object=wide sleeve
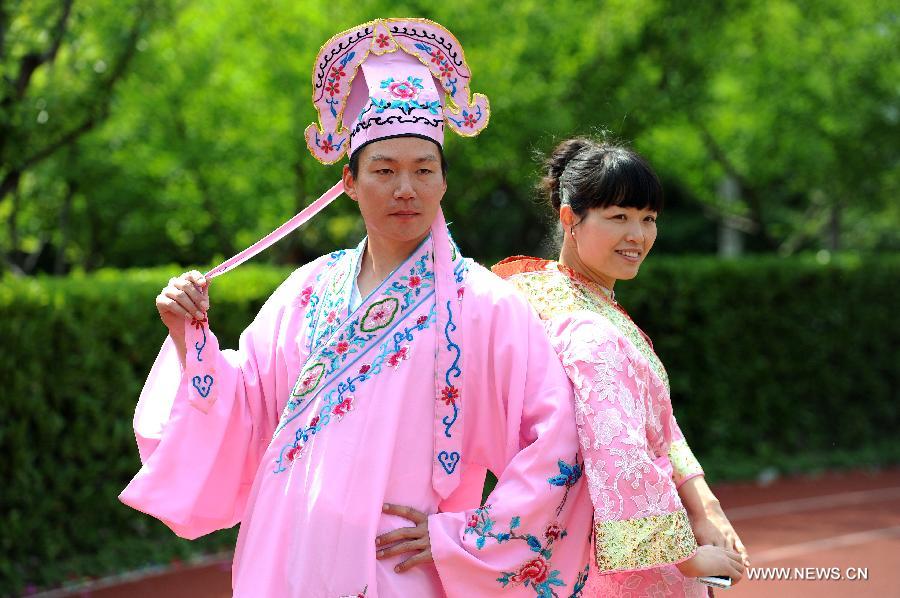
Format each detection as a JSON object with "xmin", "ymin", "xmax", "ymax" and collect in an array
[
  {"xmin": 118, "ymin": 268, "xmax": 311, "ymax": 540},
  {"xmin": 428, "ymin": 287, "xmax": 591, "ymax": 596},
  {"xmin": 556, "ymin": 318, "xmax": 698, "ymax": 575}
]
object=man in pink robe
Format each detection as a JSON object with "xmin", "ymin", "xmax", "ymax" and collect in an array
[{"xmin": 120, "ymin": 19, "xmax": 592, "ymax": 597}]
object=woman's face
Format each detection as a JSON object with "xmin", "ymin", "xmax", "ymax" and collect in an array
[{"xmin": 564, "ymin": 204, "xmax": 658, "ymax": 287}]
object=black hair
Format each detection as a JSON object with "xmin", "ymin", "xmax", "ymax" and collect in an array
[
  {"xmin": 539, "ymin": 136, "xmax": 664, "ymax": 217},
  {"xmin": 347, "ymin": 135, "xmax": 449, "ymax": 179}
]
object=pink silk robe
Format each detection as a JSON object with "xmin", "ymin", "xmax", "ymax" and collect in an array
[
  {"xmin": 494, "ymin": 258, "xmax": 709, "ymax": 598},
  {"xmin": 120, "ymin": 238, "xmax": 593, "ymax": 597}
]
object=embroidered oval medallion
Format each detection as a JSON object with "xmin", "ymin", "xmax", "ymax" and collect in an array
[
  {"xmin": 360, "ymin": 297, "xmax": 400, "ymax": 332},
  {"xmin": 292, "ymin": 362, "xmax": 326, "ymax": 397}
]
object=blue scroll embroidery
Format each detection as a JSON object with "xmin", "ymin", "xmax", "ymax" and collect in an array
[
  {"xmin": 438, "ymin": 450, "xmax": 460, "ymax": 474},
  {"xmin": 191, "ymin": 374, "xmax": 213, "ymax": 398},
  {"xmin": 441, "ymin": 299, "xmax": 462, "ymax": 438},
  {"xmin": 194, "ymin": 325, "xmax": 207, "ymax": 362}
]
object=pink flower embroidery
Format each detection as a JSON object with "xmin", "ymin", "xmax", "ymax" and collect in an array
[
  {"xmin": 544, "ymin": 523, "xmax": 562, "ymax": 542},
  {"xmin": 297, "ymin": 286, "xmax": 313, "ymax": 308},
  {"xmin": 358, "ymin": 364, "xmax": 371, "ymax": 375},
  {"xmin": 320, "ymin": 138, "xmax": 335, "ymax": 153},
  {"xmin": 332, "ymin": 395, "xmax": 354, "ymax": 419},
  {"xmin": 365, "ymin": 303, "xmax": 393, "ymax": 328},
  {"xmin": 467, "ymin": 513, "xmax": 479, "ymax": 528},
  {"xmin": 375, "ymin": 33, "xmax": 391, "ymax": 48},
  {"xmin": 387, "ymin": 346, "xmax": 409, "ymax": 369},
  {"xmin": 430, "ymin": 50, "xmax": 445, "ymax": 65},
  {"xmin": 463, "ymin": 113, "xmax": 477, "ymax": 128},
  {"xmin": 330, "ymin": 65, "xmax": 346, "ymax": 80},
  {"xmin": 387, "ymin": 80, "xmax": 419, "ymax": 101},
  {"xmin": 335, "ymin": 340, "xmax": 350, "ymax": 355},
  {"xmin": 457, "ymin": 287, "xmax": 465, "ymax": 300},
  {"xmin": 511, "ymin": 556, "xmax": 551, "ymax": 585},
  {"xmin": 325, "ymin": 80, "xmax": 340, "ymax": 96},
  {"xmin": 309, "ymin": 416, "xmax": 319, "ymax": 428},
  {"xmin": 326, "ymin": 311, "xmax": 337, "ymax": 324},
  {"xmin": 439, "ymin": 62, "xmax": 453, "ymax": 78},
  {"xmin": 441, "ymin": 385, "xmax": 459, "ymax": 406},
  {"xmin": 286, "ymin": 444, "xmax": 303, "ymax": 461},
  {"xmin": 416, "ymin": 315, "xmax": 428, "ymax": 326},
  {"xmin": 407, "ymin": 275, "xmax": 421, "ymax": 288}
]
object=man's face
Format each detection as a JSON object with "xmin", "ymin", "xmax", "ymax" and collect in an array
[{"xmin": 343, "ymin": 137, "xmax": 447, "ymax": 251}]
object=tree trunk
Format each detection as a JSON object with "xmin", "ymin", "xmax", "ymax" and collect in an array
[
  {"xmin": 55, "ymin": 180, "xmax": 77, "ymax": 274},
  {"xmin": 827, "ymin": 203, "xmax": 841, "ymax": 252}
]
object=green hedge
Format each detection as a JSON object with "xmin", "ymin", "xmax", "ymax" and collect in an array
[
  {"xmin": 2, "ymin": 256, "xmax": 899, "ymax": 595},
  {"xmin": 617, "ymin": 254, "xmax": 900, "ymax": 479}
]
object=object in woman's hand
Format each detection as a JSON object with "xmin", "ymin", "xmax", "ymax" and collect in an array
[{"xmin": 698, "ymin": 575, "xmax": 731, "ymax": 589}]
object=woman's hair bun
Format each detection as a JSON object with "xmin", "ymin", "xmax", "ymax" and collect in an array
[{"xmin": 539, "ymin": 137, "xmax": 592, "ymax": 210}]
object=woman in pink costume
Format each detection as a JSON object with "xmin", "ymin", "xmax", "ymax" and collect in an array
[{"xmin": 494, "ymin": 137, "xmax": 749, "ymax": 597}]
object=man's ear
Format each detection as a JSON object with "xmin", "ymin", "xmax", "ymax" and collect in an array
[{"xmin": 342, "ymin": 165, "xmax": 358, "ymax": 202}]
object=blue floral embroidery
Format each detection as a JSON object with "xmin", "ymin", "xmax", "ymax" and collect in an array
[
  {"xmin": 567, "ymin": 566, "xmax": 589, "ymax": 598},
  {"xmin": 464, "ymin": 458, "xmax": 585, "ymax": 596},
  {"xmin": 548, "ymin": 456, "xmax": 582, "ymax": 515},
  {"xmin": 447, "ymin": 105, "xmax": 485, "ymax": 130},
  {"xmin": 465, "ymin": 505, "xmax": 567, "ymax": 597},
  {"xmin": 361, "ymin": 76, "xmax": 442, "ymax": 119},
  {"xmin": 441, "ymin": 300, "xmax": 462, "ymax": 439}
]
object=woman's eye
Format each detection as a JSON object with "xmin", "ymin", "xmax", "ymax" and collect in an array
[
  {"xmin": 611, "ymin": 214, "xmax": 627, "ymax": 220},
  {"xmin": 644, "ymin": 216, "xmax": 657, "ymax": 223}
]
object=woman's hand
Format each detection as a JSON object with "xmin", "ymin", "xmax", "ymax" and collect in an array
[
  {"xmin": 676, "ymin": 545, "xmax": 746, "ymax": 583},
  {"xmin": 375, "ymin": 504, "xmax": 433, "ymax": 573},
  {"xmin": 691, "ymin": 502, "xmax": 750, "ymax": 567}
]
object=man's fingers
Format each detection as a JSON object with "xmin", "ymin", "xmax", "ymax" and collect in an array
[
  {"xmin": 158, "ymin": 295, "xmax": 192, "ymax": 319},
  {"xmin": 376, "ymin": 538, "xmax": 425, "ymax": 560},
  {"xmin": 173, "ymin": 278, "xmax": 209, "ymax": 312},
  {"xmin": 164, "ymin": 289, "xmax": 203, "ymax": 319},
  {"xmin": 184, "ymin": 270, "xmax": 208, "ymax": 288},
  {"xmin": 394, "ymin": 549, "xmax": 433, "ymax": 573},
  {"xmin": 375, "ymin": 525, "xmax": 422, "ymax": 547},
  {"xmin": 382, "ymin": 503, "xmax": 427, "ymax": 524}
]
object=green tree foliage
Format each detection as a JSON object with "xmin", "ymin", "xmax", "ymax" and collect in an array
[{"xmin": 1, "ymin": 0, "xmax": 897, "ymax": 273}]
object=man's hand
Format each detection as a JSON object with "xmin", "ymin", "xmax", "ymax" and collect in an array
[
  {"xmin": 156, "ymin": 270, "xmax": 208, "ymax": 365},
  {"xmin": 375, "ymin": 503, "xmax": 432, "ymax": 573}
]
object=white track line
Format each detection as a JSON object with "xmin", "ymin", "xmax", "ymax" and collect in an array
[
  {"xmin": 751, "ymin": 524, "xmax": 900, "ymax": 564},
  {"xmin": 725, "ymin": 486, "xmax": 900, "ymax": 521},
  {"xmin": 29, "ymin": 552, "xmax": 232, "ymax": 598}
]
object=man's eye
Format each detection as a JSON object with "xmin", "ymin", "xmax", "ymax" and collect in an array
[
  {"xmin": 418, "ymin": 168, "xmax": 433, "ymax": 175},
  {"xmin": 375, "ymin": 169, "xmax": 393, "ymax": 175}
]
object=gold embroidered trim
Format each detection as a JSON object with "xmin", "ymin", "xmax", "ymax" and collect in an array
[
  {"xmin": 669, "ymin": 439, "xmax": 704, "ymax": 486},
  {"xmin": 594, "ymin": 509, "xmax": 697, "ymax": 573},
  {"xmin": 506, "ymin": 266, "xmax": 669, "ymax": 386}
]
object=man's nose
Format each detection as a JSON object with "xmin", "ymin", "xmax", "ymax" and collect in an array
[{"xmin": 394, "ymin": 173, "xmax": 415, "ymax": 199}]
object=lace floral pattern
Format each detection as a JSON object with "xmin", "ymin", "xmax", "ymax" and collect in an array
[{"xmin": 493, "ymin": 258, "xmax": 707, "ymax": 593}]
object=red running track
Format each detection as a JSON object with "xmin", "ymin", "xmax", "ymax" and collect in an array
[{"xmin": 39, "ymin": 468, "xmax": 900, "ymax": 598}]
